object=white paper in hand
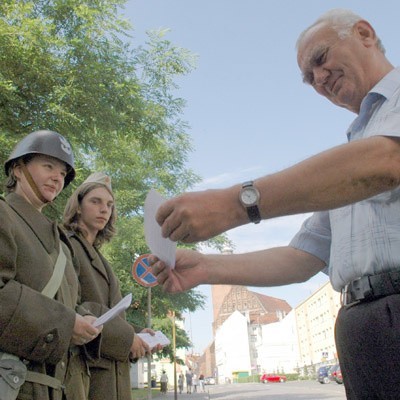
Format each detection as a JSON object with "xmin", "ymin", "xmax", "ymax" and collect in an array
[
  {"xmin": 144, "ymin": 189, "xmax": 176, "ymax": 268},
  {"xmin": 93, "ymin": 293, "xmax": 132, "ymax": 327},
  {"xmin": 138, "ymin": 330, "xmax": 171, "ymax": 349}
]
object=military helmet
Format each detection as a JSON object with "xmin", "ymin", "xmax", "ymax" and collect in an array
[{"xmin": 4, "ymin": 130, "xmax": 76, "ymax": 187}]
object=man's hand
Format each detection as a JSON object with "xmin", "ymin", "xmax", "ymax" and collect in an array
[
  {"xmin": 149, "ymin": 249, "xmax": 207, "ymax": 293},
  {"xmin": 156, "ymin": 188, "xmax": 242, "ymax": 243}
]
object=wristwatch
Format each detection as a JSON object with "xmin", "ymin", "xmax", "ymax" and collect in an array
[{"xmin": 239, "ymin": 181, "xmax": 261, "ymax": 224}]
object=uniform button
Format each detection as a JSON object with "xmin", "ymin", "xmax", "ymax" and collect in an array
[
  {"xmin": 60, "ymin": 362, "xmax": 66, "ymax": 369},
  {"xmin": 45, "ymin": 333, "xmax": 54, "ymax": 343},
  {"xmin": 13, "ymin": 376, "xmax": 19, "ymax": 384}
]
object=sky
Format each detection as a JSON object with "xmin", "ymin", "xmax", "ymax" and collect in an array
[{"xmin": 123, "ymin": 0, "xmax": 400, "ymax": 353}]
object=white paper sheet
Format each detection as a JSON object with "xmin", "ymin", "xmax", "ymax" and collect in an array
[
  {"xmin": 137, "ymin": 330, "xmax": 171, "ymax": 348},
  {"xmin": 144, "ymin": 189, "xmax": 176, "ymax": 268},
  {"xmin": 92, "ymin": 293, "xmax": 132, "ymax": 327}
]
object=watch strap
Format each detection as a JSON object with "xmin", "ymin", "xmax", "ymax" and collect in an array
[
  {"xmin": 247, "ymin": 205, "xmax": 261, "ymax": 224},
  {"xmin": 241, "ymin": 181, "xmax": 261, "ymax": 224}
]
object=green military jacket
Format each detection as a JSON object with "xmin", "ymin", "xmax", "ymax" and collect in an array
[
  {"xmin": 0, "ymin": 193, "xmax": 78, "ymax": 400},
  {"xmin": 69, "ymin": 232, "xmax": 135, "ymax": 400}
]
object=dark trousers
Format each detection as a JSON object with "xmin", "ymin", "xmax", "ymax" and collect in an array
[
  {"xmin": 335, "ymin": 294, "xmax": 400, "ymax": 399},
  {"xmin": 160, "ymin": 382, "xmax": 167, "ymax": 393}
]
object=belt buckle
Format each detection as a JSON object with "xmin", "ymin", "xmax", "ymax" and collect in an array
[
  {"xmin": 352, "ymin": 276, "xmax": 373, "ymax": 302},
  {"xmin": 340, "ymin": 284, "xmax": 349, "ymax": 306},
  {"xmin": 341, "ymin": 286, "xmax": 361, "ymax": 306},
  {"xmin": 341, "ymin": 276, "xmax": 372, "ymax": 307}
]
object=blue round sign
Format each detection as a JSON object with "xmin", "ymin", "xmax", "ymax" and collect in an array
[{"xmin": 131, "ymin": 254, "xmax": 158, "ymax": 287}]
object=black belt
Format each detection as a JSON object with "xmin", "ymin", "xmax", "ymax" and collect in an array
[{"xmin": 341, "ymin": 270, "xmax": 400, "ymax": 306}]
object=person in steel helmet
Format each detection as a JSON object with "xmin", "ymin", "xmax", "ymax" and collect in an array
[
  {"xmin": 0, "ymin": 130, "xmax": 102, "ymax": 400},
  {"xmin": 4, "ymin": 130, "xmax": 76, "ymax": 205}
]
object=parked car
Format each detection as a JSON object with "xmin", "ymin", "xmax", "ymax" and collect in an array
[
  {"xmin": 327, "ymin": 363, "xmax": 343, "ymax": 384},
  {"xmin": 204, "ymin": 376, "xmax": 216, "ymax": 385},
  {"xmin": 335, "ymin": 365, "xmax": 343, "ymax": 384},
  {"xmin": 260, "ymin": 373, "xmax": 287, "ymax": 383},
  {"xmin": 328, "ymin": 364, "xmax": 340, "ymax": 383},
  {"xmin": 317, "ymin": 365, "xmax": 333, "ymax": 384}
]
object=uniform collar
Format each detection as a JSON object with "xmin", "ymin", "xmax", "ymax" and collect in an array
[
  {"xmin": 5, "ymin": 192, "xmax": 56, "ymax": 253},
  {"xmin": 71, "ymin": 231, "xmax": 98, "ymax": 261},
  {"xmin": 70, "ymin": 232, "xmax": 110, "ymax": 282}
]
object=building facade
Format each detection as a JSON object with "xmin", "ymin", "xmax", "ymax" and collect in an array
[
  {"xmin": 200, "ymin": 279, "xmax": 341, "ymax": 381},
  {"xmin": 215, "ymin": 311, "xmax": 252, "ymax": 383},
  {"xmin": 210, "ymin": 285, "xmax": 294, "ymax": 382},
  {"xmin": 256, "ymin": 310, "xmax": 300, "ymax": 374},
  {"xmin": 295, "ymin": 280, "xmax": 341, "ymax": 371}
]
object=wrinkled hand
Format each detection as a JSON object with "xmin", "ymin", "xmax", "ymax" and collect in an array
[
  {"xmin": 149, "ymin": 249, "xmax": 206, "ymax": 293},
  {"xmin": 156, "ymin": 188, "xmax": 239, "ymax": 243},
  {"xmin": 72, "ymin": 314, "xmax": 102, "ymax": 346},
  {"xmin": 130, "ymin": 334, "xmax": 151, "ymax": 359}
]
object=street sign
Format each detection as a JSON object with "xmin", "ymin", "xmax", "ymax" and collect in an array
[{"xmin": 131, "ymin": 254, "xmax": 158, "ymax": 287}]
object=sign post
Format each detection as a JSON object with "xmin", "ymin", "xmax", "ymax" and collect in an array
[
  {"xmin": 146, "ymin": 287, "xmax": 152, "ymax": 400},
  {"xmin": 172, "ymin": 311, "xmax": 177, "ymax": 400},
  {"xmin": 131, "ymin": 254, "xmax": 159, "ymax": 399}
]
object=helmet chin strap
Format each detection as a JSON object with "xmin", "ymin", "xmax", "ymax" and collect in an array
[{"xmin": 20, "ymin": 162, "xmax": 50, "ymax": 204}]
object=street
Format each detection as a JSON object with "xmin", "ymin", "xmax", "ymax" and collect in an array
[{"xmin": 161, "ymin": 381, "xmax": 346, "ymax": 400}]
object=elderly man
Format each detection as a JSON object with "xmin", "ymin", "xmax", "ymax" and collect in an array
[{"xmin": 152, "ymin": 9, "xmax": 400, "ymax": 400}]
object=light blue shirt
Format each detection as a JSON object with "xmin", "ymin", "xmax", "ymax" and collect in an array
[{"xmin": 290, "ymin": 67, "xmax": 400, "ymax": 291}]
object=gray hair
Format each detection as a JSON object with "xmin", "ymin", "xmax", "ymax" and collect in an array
[{"xmin": 296, "ymin": 9, "xmax": 385, "ymax": 53}]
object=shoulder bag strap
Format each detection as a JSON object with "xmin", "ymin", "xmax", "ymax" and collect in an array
[{"xmin": 41, "ymin": 242, "xmax": 67, "ymax": 299}]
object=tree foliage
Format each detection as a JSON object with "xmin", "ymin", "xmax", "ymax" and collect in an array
[{"xmin": 0, "ymin": 0, "xmax": 232, "ymax": 355}]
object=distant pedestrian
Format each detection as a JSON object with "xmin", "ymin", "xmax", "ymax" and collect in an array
[
  {"xmin": 199, "ymin": 374, "xmax": 205, "ymax": 392},
  {"xmin": 178, "ymin": 373, "xmax": 184, "ymax": 394},
  {"xmin": 192, "ymin": 373, "xmax": 198, "ymax": 393},
  {"xmin": 185, "ymin": 368, "xmax": 193, "ymax": 394},
  {"xmin": 160, "ymin": 370, "xmax": 168, "ymax": 394}
]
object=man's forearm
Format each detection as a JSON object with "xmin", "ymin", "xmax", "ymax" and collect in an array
[
  {"xmin": 205, "ymin": 246, "xmax": 325, "ymax": 287},
  {"xmin": 253, "ymin": 135, "xmax": 400, "ymax": 220}
]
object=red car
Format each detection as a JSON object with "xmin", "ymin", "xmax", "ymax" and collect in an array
[
  {"xmin": 260, "ymin": 373, "xmax": 287, "ymax": 383},
  {"xmin": 335, "ymin": 366, "xmax": 343, "ymax": 384}
]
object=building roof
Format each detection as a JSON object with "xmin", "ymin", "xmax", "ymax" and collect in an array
[
  {"xmin": 252, "ymin": 292, "xmax": 292, "ymax": 314},
  {"xmin": 213, "ymin": 286, "xmax": 292, "ymax": 332}
]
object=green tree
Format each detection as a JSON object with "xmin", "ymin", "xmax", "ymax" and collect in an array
[{"xmin": 0, "ymin": 0, "xmax": 234, "ymax": 354}]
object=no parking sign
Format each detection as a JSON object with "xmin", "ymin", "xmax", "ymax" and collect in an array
[{"xmin": 131, "ymin": 254, "xmax": 158, "ymax": 287}]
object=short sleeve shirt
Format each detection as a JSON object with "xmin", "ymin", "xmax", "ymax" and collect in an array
[{"xmin": 290, "ymin": 67, "xmax": 400, "ymax": 291}]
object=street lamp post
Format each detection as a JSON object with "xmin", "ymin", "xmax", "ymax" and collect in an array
[{"xmin": 171, "ymin": 310, "xmax": 177, "ymax": 400}]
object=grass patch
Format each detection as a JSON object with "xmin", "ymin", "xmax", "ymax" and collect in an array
[{"xmin": 131, "ymin": 388, "xmax": 162, "ymax": 400}]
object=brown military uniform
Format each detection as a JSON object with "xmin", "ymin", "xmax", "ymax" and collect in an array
[
  {"xmin": 69, "ymin": 232, "xmax": 135, "ymax": 400},
  {"xmin": 0, "ymin": 193, "xmax": 88, "ymax": 400}
]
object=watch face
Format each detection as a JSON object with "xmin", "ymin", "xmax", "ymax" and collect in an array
[{"xmin": 240, "ymin": 188, "xmax": 258, "ymax": 205}]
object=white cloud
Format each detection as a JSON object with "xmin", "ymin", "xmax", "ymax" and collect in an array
[
  {"xmin": 193, "ymin": 165, "xmax": 264, "ymax": 190},
  {"xmin": 201, "ymin": 213, "xmax": 312, "ymax": 254}
]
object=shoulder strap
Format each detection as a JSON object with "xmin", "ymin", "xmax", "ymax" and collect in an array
[
  {"xmin": 25, "ymin": 371, "xmax": 63, "ymax": 390},
  {"xmin": 41, "ymin": 242, "xmax": 66, "ymax": 299}
]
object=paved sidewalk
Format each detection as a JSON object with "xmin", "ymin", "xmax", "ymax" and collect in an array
[{"xmin": 153, "ymin": 389, "xmax": 211, "ymax": 400}]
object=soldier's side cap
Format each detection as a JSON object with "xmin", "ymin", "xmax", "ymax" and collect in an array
[{"xmin": 82, "ymin": 172, "xmax": 112, "ymax": 191}]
